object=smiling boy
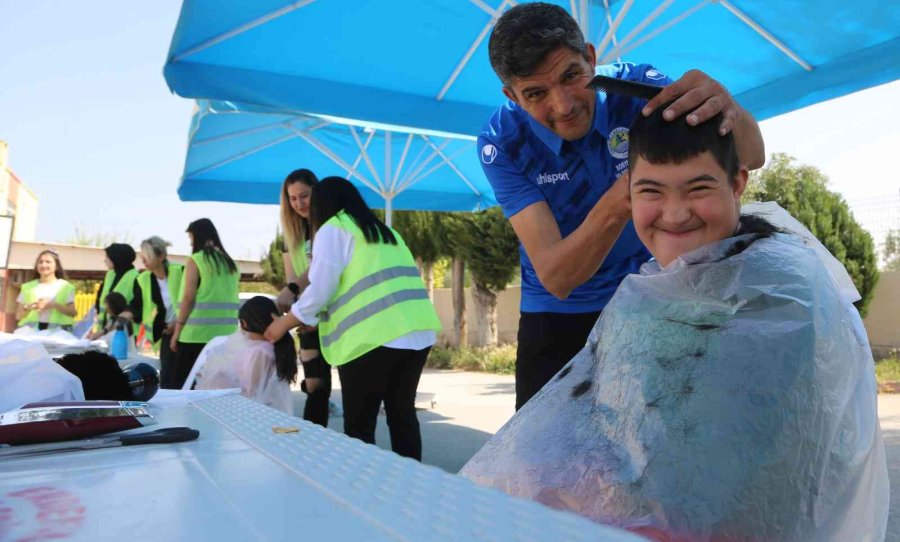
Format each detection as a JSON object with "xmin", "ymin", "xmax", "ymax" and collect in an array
[{"xmin": 462, "ymin": 105, "xmax": 888, "ymax": 541}]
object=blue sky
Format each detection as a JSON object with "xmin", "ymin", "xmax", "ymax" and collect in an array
[{"xmin": 1, "ymin": 1, "xmax": 898, "ymax": 260}]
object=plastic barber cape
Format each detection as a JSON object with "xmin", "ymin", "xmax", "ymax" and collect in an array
[{"xmin": 461, "ymin": 203, "xmax": 888, "ymax": 542}]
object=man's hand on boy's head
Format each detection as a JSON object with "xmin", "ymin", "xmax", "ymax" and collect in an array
[{"xmin": 642, "ymin": 69, "xmax": 738, "ymax": 136}]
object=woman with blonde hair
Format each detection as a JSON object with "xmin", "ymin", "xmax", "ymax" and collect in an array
[
  {"xmin": 16, "ymin": 249, "xmax": 77, "ymax": 331},
  {"xmin": 277, "ymin": 168, "xmax": 330, "ymax": 426}
]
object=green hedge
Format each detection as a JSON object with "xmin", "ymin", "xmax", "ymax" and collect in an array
[{"xmin": 426, "ymin": 345, "xmax": 517, "ymax": 374}]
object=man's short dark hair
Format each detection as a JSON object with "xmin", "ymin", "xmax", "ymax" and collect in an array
[
  {"xmin": 628, "ymin": 102, "xmax": 740, "ymax": 182},
  {"xmin": 488, "ymin": 3, "xmax": 587, "ymax": 85}
]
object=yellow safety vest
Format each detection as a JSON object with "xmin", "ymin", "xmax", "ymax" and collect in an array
[
  {"xmin": 18, "ymin": 279, "xmax": 76, "ymax": 327},
  {"xmin": 317, "ymin": 212, "xmax": 440, "ymax": 366},
  {"xmin": 179, "ymin": 251, "xmax": 240, "ymax": 344},
  {"xmin": 136, "ymin": 263, "xmax": 184, "ymax": 344}
]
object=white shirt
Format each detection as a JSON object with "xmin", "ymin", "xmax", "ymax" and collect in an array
[
  {"xmin": 195, "ymin": 332, "xmax": 293, "ymax": 415},
  {"xmin": 156, "ymin": 277, "xmax": 176, "ymax": 324},
  {"xmin": 17, "ymin": 279, "xmax": 75, "ymax": 324},
  {"xmin": 291, "ymin": 224, "xmax": 436, "ymax": 351}
]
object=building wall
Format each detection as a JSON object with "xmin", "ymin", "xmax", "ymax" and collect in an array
[
  {"xmin": 0, "ymin": 140, "xmax": 39, "ymax": 241},
  {"xmin": 864, "ymin": 270, "xmax": 900, "ymax": 357},
  {"xmin": 433, "ymin": 274, "xmax": 900, "ymax": 356}
]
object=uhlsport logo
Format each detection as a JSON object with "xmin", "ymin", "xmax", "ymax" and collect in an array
[
  {"xmin": 608, "ymin": 127, "xmax": 629, "ymax": 159},
  {"xmin": 481, "ymin": 144, "xmax": 498, "ymax": 164},
  {"xmin": 536, "ymin": 171, "xmax": 570, "ymax": 185}
]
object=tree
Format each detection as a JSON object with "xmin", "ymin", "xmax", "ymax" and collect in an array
[
  {"xmin": 431, "ymin": 212, "xmax": 471, "ymax": 348},
  {"xmin": 392, "ymin": 211, "xmax": 441, "ymax": 298},
  {"xmin": 65, "ymin": 223, "xmax": 132, "ymax": 247},
  {"xmin": 883, "ymin": 230, "xmax": 900, "ymax": 271},
  {"xmin": 456, "ymin": 207, "xmax": 520, "ymax": 346},
  {"xmin": 743, "ymin": 153, "xmax": 880, "ymax": 316},
  {"xmin": 260, "ymin": 229, "xmax": 285, "ymax": 289}
]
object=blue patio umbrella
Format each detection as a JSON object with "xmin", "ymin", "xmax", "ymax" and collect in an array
[
  {"xmin": 179, "ymin": 100, "xmax": 494, "ymax": 222},
  {"xmin": 164, "ymin": 0, "xmax": 900, "ymax": 136}
]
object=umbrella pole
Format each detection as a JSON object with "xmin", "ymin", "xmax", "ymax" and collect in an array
[{"xmin": 385, "ymin": 195, "xmax": 393, "ymax": 227}]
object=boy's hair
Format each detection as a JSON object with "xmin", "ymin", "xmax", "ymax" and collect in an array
[
  {"xmin": 628, "ymin": 101, "xmax": 740, "ymax": 182},
  {"xmin": 488, "ymin": 2, "xmax": 587, "ymax": 86},
  {"xmin": 105, "ymin": 292, "xmax": 128, "ymax": 316}
]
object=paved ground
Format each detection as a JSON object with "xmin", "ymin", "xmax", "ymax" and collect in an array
[{"xmin": 293, "ymin": 369, "xmax": 899, "ymax": 540}]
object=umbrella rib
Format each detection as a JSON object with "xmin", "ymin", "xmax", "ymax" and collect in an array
[
  {"xmin": 185, "ymin": 129, "xmax": 299, "ymax": 178},
  {"xmin": 600, "ymin": 0, "xmax": 676, "ymax": 64},
  {"xmin": 403, "ymin": 142, "xmax": 477, "ymax": 196},
  {"xmin": 391, "ymin": 133, "xmax": 415, "ymax": 192},
  {"xmin": 172, "ymin": 0, "xmax": 317, "ymax": 62},
  {"xmin": 611, "ymin": 0, "xmax": 710, "ymax": 61},
  {"xmin": 579, "ymin": 0, "xmax": 590, "ymax": 40},
  {"xmin": 349, "ymin": 126, "xmax": 384, "ymax": 188},
  {"xmin": 395, "ymin": 137, "xmax": 451, "ymax": 192},
  {"xmin": 438, "ymin": 0, "xmax": 510, "ymax": 101},
  {"xmin": 470, "ymin": 0, "xmax": 501, "ymax": 17},
  {"xmin": 717, "ymin": 0, "xmax": 812, "ymax": 71},
  {"xmin": 347, "ymin": 130, "xmax": 375, "ymax": 180},
  {"xmin": 396, "ymin": 140, "xmax": 432, "ymax": 190},
  {"xmin": 570, "ymin": 0, "xmax": 579, "ymax": 26},
  {"xmin": 192, "ymin": 118, "xmax": 292, "ymax": 146},
  {"xmin": 413, "ymin": 137, "xmax": 481, "ymax": 195},
  {"xmin": 290, "ymin": 126, "xmax": 379, "ymax": 193},
  {"xmin": 597, "ymin": 0, "xmax": 633, "ymax": 59}
]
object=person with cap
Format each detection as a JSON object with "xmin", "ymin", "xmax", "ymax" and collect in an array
[
  {"xmin": 132, "ymin": 236, "xmax": 184, "ymax": 389},
  {"xmin": 94, "ymin": 243, "xmax": 138, "ymax": 335}
]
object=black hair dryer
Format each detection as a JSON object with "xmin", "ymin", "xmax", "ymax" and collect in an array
[{"xmin": 122, "ymin": 362, "xmax": 160, "ymax": 401}]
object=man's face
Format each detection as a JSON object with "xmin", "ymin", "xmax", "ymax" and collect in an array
[
  {"xmin": 503, "ymin": 45, "xmax": 597, "ymax": 141},
  {"xmin": 630, "ymin": 151, "xmax": 748, "ymax": 268}
]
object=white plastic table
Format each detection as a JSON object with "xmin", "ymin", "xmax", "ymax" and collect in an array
[{"xmin": 0, "ymin": 395, "xmax": 647, "ymax": 542}]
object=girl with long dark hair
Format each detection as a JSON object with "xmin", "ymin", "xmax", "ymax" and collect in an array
[
  {"xmin": 266, "ymin": 177, "xmax": 441, "ymax": 460},
  {"xmin": 197, "ymin": 296, "xmax": 297, "ymax": 414},
  {"xmin": 170, "ymin": 218, "xmax": 240, "ymax": 389}
]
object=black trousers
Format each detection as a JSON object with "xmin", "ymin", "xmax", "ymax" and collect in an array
[
  {"xmin": 174, "ymin": 341, "xmax": 206, "ymax": 390},
  {"xmin": 299, "ymin": 330, "xmax": 331, "ymax": 427},
  {"xmin": 337, "ymin": 346, "xmax": 430, "ymax": 461},
  {"xmin": 515, "ymin": 311, "xmax": 601, "ymax": 410},
  {"xmin": 158, "ymin": 332, "xmax": 178, "ymax": 389}
]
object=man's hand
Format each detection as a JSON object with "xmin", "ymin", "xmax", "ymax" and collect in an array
[
  {"xmin": 642, "ymin": 69, "xmax": 765, "ymax": 169},
  {"xmin": 643, "ymin": 69, "xmax": 738, "ymax": 135}
]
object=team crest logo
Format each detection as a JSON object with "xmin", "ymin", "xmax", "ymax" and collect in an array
[
  {"xmin": 481, "ymin": 144, "xmax": 498, "ymax": 164},
  {"xmin": 607, "ymin": 127, "xmax": 629, "ymax": 159},
  {"xmin": 645, "ymin": 69, "xmax": 666, "ymax": 81}
]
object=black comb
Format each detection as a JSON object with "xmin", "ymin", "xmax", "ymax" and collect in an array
[{"xmin": 585, "ymin": 75, "xmax": 664, "ymax": 100}]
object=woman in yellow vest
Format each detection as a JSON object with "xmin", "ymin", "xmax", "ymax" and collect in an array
[
  {"xmin": 93, "ymin": 243, "xmax": 138, "ymax": 333},
  {"xmin": 277, "ymin": 168, "xmax": 331, "ymax": 427},
  {"xmin": 16, "ymin": 249, "xmax": 77, "ymax": 331},
  {"xmin": 266, "ymin": 177, "xmax": 441, "ymax": 460},
  {"xmin": 133, "ymin": 236, "xmax": 184, "ymax": 389},
  {"xmin": 170, "ymin": 218, "xmax": 240, "ymax": 389}
]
